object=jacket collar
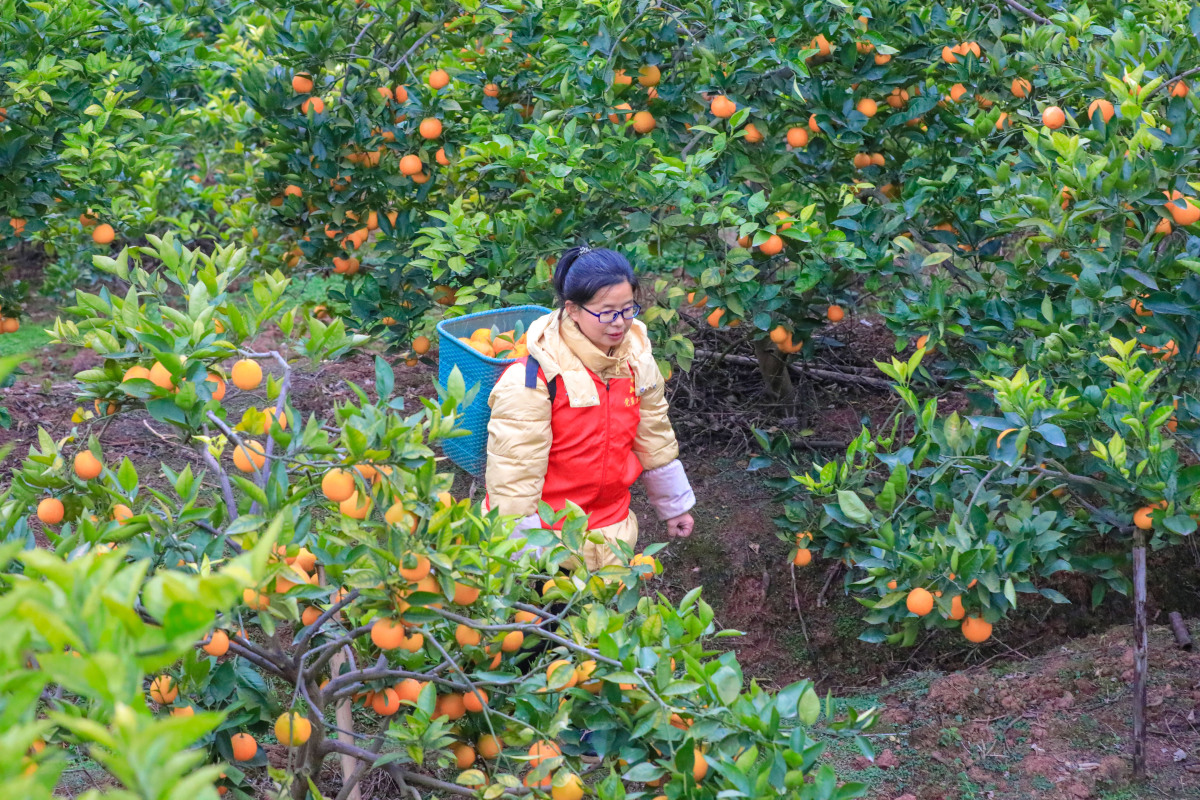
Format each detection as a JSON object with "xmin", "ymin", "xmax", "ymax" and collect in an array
[{"xmin": 526, "ymin": 311, "xmax": 651, "ymax": 407}]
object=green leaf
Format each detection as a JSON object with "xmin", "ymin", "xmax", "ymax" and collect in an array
[
  {"xmin": 837, "ymin": 490, "xmax": 873, "ymax": 525},
  {"xmin": 710, "ymin": 665, "xmax": 741, "ymax": 705},
  {"xmin": 797, "ymin": 687, "xmax": 820, "ymax": 725}
]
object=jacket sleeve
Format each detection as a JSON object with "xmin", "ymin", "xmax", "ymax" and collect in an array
[
  {"xmin": 634, "ymin": 363, "xmax": 696, "ymax": 520},
  {"xmin": 485, "ymin": 363, "xmax": 552, "ymax": 519},
  {"xmin": 632, "ymin": 365, "xmax": 680, "ymax": 471}
]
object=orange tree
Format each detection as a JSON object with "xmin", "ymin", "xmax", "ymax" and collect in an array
[
  {"xmin": 7, "ymin": 237, "xmax": 877, "ymax": 798},
  {"xmin": 0, "ymin": 1, "xmax": 287, "ymax": 296},
  {"xmin": 235, "ymin": 0, "xmax": 1200, "ymax": 402},
  {"xmin": 755, "ymin": 339, "xmax": 1197, "ymax": 776}
]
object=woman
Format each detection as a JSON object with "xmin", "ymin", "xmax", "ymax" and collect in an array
[{"xmin": 484, "ymin": 245, "xmax": 695, "ymax": 571}]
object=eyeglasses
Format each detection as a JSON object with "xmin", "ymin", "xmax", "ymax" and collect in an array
[{"xmin": 579, "ymin": 303, "xmax": 641, "ymax": 325}]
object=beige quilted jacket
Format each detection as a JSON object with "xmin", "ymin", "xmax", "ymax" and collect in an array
[{"xmin": 484, "ymin": 310, "xmax": 683, "ymax": 520}]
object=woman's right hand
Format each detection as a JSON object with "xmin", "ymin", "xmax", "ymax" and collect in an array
[{"xmin": 666, "ymin": 512, "xmax": 694, "ymax": 538}]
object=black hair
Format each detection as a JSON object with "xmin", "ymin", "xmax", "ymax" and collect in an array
[{"xmin": 552, "ymin": 246, "xmax": 639, "ymax": 308}]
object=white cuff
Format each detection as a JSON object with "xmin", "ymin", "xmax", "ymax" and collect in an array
[{"xmin": 642, "ymin": 459, "xmax": 695, "ymax": 521}]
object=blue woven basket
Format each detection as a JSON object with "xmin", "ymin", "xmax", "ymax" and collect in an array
[{"xmin": 437, "ymin": 305, "xmax": 552, "ymax": 477}]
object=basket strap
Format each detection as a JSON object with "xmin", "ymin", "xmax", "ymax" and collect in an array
[{"xmin": 523, "ymin": 356, "xmax": 557, "ymax": 403}]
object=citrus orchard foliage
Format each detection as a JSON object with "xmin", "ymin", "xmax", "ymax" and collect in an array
[
  {"xmin": 759, "ymin": 340, "xmax": 1197, "ymax": 644},
  {"xmin": 234, "ymin": 0, "xmax": 1200, "ymax": 382},
  {"xmin": 2, "ymin": 240, "xmax": 877, "ymax": 798},
  {"xmin": 0, "ymin": 1, "xmax": 280, "ymax": 292}
]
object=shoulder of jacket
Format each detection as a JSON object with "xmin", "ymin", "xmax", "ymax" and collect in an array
[{"xmin": 490, "ymin": 361, "xmax": 551, "ymax": 408}]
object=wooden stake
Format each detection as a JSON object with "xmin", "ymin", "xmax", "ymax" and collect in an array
[{"xmin": 1132, "ymin": 531, "xmax": 1148, "ymax": 780}]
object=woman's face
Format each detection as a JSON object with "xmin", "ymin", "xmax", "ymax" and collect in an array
[{"xmin": 566, "ymin": 281, "xmax": 636, "ymax": 351}]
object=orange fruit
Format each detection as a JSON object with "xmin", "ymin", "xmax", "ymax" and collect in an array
[
  {"xmin": 463, "ymin": 688, "xmax": 489, "ymax": 712},
  {"xmin": 553, "ymin": 774, "xmax": 585, "ymax": 800},
  {"xmin": 399, "ymin": 154, "xmax": 423, "ymax": 176},
  {"xmin": 453, "ymin": 582, "xmax": 481, "ymax": 605},
  {"xmin": 301, "ymin": 606, "xmax": 322, "ymax": 627},
  {"xmin": 1042, "ymin": 106, "xmax": 1066, "ymax": 129},
  {"xmin": 1011, "ymin": 77, "xmax": 1031, "ymax": 98},
  {"xmin": 855, "ymin": 97, "xmax": 878, "ymax": 117},
  {"xmin": 300, "ymin": 96, "xmax": 325, "ymax": 115},
  {"xmin": 692, "ymin": 749, "xmax": 709, "ymax": 781},
  {"xmin": 484, "ymin": 83, "xmax": 500, "ymax": 97},
  {"xmin": 113, "ymin": 503, "xmax": 133, "ymax": 523},
  {"xmin": 874, "ymin": 53, "xmax": 892, "ymax": 65},
  {"xmin": 453, "ymin": 743, "xmax": 476, "ymax": 769},
  {"xmin": 793, "ymin": 548, "xmax": 812, "ymax": 566},
  {"xmin": 995, "ymin": 112, "xmax": 1010, "ymax": 130},
  {"xmin": 74, "ymin": 451, "xmax": 103, "ymax": 480},
  {"xmin": 948, "ymin": 595, "xmax": 966, "ymax": 621},
  {"xmin": 808, "ymin": 113, "xmax": 820, "ymax": 132},
  {"xmin": 455, "ymin": 624, "xmax": 481, "ymax": 647},
  {"xmin": 528, "ymin": 740, "xmax": 561, "ymax": 767},
  {"xmin": 961, "ymin": 615, "xmax": 992, "ymax": 643},
  {"xmin": 477, "ymin": 734, "xmax": 502, "ymax": 759},
  {"xmin": 231, "ymin": 359, "xmax": 262, "ymax": 390},
  {"xmin": 759, "ymin": 234, "xmax": 784, "ymax": 256},
  {"xmin": 372, "ymin": 618, "xmax": 408, "ymax": 650},
  {"xmin": 292, "ymin": 73, "xmax": 314, "ymax": 93},
  {"xmin": 150, "ymin": 674, "xmax": 178, "ymax": 703},
  {"xmin": 905, "ymin": 587, "xmax": 934, "ymax": 616},
  {"xmin": 853, "ymin": 152, "xmax": 871, "ymax": 169},
  {"xmin": 399, "ymin": 554, "xmax": 431, "ymax": 582},
  {"xmin": 769, "ymin": 326, "xmax": 789, "ymax": 344},
  {"xmin": 243, "ymin": 588, "xmax": 270, "ymax": 610},
  {"xmin": 705, "ymin": 308, "xmax": 725, "ymax": 327},
  {"xmin": 500, "ymin": 630, "xmax": 524, "ymax": 652},
  {"xmin": 419, "ymin": 118, "xmax": 443, "ymax": 139},
  {"xmin": 1166, "ymin": 193, "xmax": 1200, "ymax": 226},
  {"xmin": 1088, "ymin": 98, "xmax": 1114, "ymax": 123},
  {"xmin": 786, "ymin": 127, "xmax": 809, "ymax": 148},
  {"xmin": 1155, "ymin": 218, "xmax": 1173, "ymax": 235},
  {"xmin": 435, "ymin": 693, "xmax": 466, "ymax": 720},
  {"xmin": 232, "ymin": 441, "xmax": 265, "ymax": 473},
  {"xmin": 395, "ymin": 678, "xmax": 425, "ymax": 704},
  {"xmin": 92, "ymin": 223, "xmax": 115, "ymax": 245},
  {"xmin": 1170, "ymin": 80, "xmax": 1189, "ymax": 98},
  {"xmin": 435, "ymin": 147, "xmax": 450, "ymax": 166},
  {"xmin": 638, "ymin": 65, "xmax": 661, "ymax": 86},
  {"xmin": 710, "ymin": 95, "xmax": 736, "ymax": 118},
  {"xmin": 809, "ymin": 34, "xmax": 831, "ymax": 57},
  {"xmin": 36, "ymin": 498, "xmax": 64, "ymax": 525},
  {"xmin": 428, "ymin": 69, "xmax": 450, "ymax": 89},
  {"xmin": 743, "ymin": 122, "xmax": 763, "ymax": 142},
  {"xmin": 826, "ymin": 304, "xmax": 845, "ymax": 323},
  {"xmin": 1133, "ymin": 505, "xmax": 1157, "ymax": 530},
  {"xmin": 941, "ymin": 45, "xmax": 958, "ymax": 64},
  {"xmin": 275, "ymin": 712, "xmax": 312, "ymax": 747},
  {"xmin": 230, "ymin": 733, "xmax": 258, "ymax": 761},
  {"xmin": 632, "ymin": 111, "xmax": 656, "ymax": 133},
  {"xmin": 321, "ymin": 469, "xmax": 356, "ymax": 502},
  {"xmin": 203, "ymin": 372, "xmax": 226, "ymax": 401},
  {"xmin": 203, "ymin": 630, "xmax": 230, "ymax": 656},
  {"xmin": 339, "ymin": 491, "xmax": 372, "ymax": 519},
  {"xmin": 372, "ymin": 688, "xmax": 402, "ymax": 716}
]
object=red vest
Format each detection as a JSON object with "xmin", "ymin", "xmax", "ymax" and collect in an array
[{"xmin": 532, "ymin": 362, "xmax": 643, "ymax": 530}]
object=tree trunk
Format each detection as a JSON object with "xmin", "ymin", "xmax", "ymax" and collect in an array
[
  {"xmin": 318, "ymin": 563, "xmax": 362, "ymax": 800},
  {"xmin": 752, "ymin": 338, "xmax": 795, "ymax": 405},
  {"xmin": 1132, "ymin": 532, "xmax": 1148, "ymax": 780}
]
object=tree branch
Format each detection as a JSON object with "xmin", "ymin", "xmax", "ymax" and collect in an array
[{"xmin": 999, "ymin": 0, "xmax": 1050, "ymax": 25}]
